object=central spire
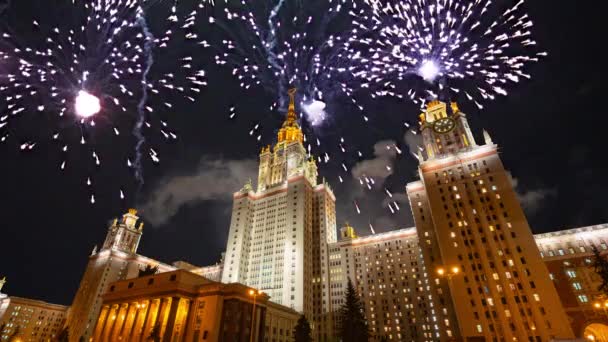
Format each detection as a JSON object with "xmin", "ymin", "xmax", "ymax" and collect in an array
[
  {"xmin": 277, "ymin": 88, "xmax": 303, "ymax": 144},
  {"xmin": 285, "ymin": 87, "xmax": 298, "ymax": 125}
]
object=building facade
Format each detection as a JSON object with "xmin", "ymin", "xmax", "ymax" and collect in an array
[
  {"xmin": 0, "ymin": 293, "xmax": 68, "ymax": 342},
  {"xmin": 173, "ymin": 260, "xmax": 224, "ymax": 283},
  {"xmin": 405, "ymin": 100, "xmax": 574, "ymax": 341},
  {"xmin": 221, "ymin": 90, "xmax": 337, "ymax": 340},
  {"xmin": 66, "ymin": 209, "xmax": 177, "ymax": 342},
  {"xmin": 535, "ymin": 223, "xmax": 608, "ymax": 340},
  {"xmin": 327, "ymin": 225, "xmax": 436, "ymax": 341},
  {"xmin": 92, "ymin": 270, "xmax": 299, "ymax": 342}
]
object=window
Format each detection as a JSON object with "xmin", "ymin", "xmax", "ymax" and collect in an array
[
  {"xmin": 573, "ymin": 282, "xmax": 583, "ymax": 290},
  {"xmin": 578, "ymin": 295, "xmax": 589, "ymax": 303},
  {"xmin": 566, "ymin": 270, "xmax": 577, "ymax": 278},
  {"xmin": 476, "ymin": 324, "xmax": 483, "ymax": 333}
]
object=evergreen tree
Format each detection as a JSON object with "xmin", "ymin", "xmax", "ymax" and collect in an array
[
  {"xmin": 56, "ymin": 327, "xmax": 69, "ymax": 342},
  {"xmin": 338, "ymin": 278, "xmax": 369, "ymax": 342},
  {"xmin": 293, "ymin": 315, "xmax": 312, "ymax": 342},
  {"xmin": 593, "ymin": 246, "xmax": 608, "ymax": 295},
  {"xmin": 147, "ymin": 322, "xmax": 162, "ymax": 342},
  {"xmin": 138, "ymin": 264, "xmax": 159, "ymax": 277}
]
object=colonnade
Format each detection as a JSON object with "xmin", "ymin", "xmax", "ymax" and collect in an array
[{"xmin": 92, "ymin": 296, "xmax": 191, "ymax": 342}]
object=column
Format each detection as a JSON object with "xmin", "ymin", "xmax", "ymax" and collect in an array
[
  {"xmin": 130, "ymin": 300, "xmax": 150, "ymax": 341},
  {"xmin": 158, "ymin": 297, "xmax": 173, "ymax": 338},
  {"xmin": 174, "ymin": 299, "xmax": 191, "ymax": 341},
  {"xmin": 92, "ymin": 305, "xmax": 110, "ymax": 341},
  {"xmin": 119, "ymin": 303, "xmax": 137, "ymax": 341},
  {"xmin": 101, "ymin": 304, "xmax": 120, "ymax": 342},
  {"xmin": 110, "ymin": 303, "xmax": 129, "ymax": 341},
  {"xmin": 140, "ymin": 298, "xmax": 161, "ymax": 342},
  {"xmin": 162, "ymin": 297, "xmax": 182, "ymax": 341}
]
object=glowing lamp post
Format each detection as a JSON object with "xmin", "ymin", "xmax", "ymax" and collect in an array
[
  {"xmin": 592, "ymin": 298, "xmax": 608, "ymax": 317},
  {"xmin": 436, "ymin": 266, "xmax": 460, "ymax": 280},
  {"xmin": 249, "ymin": 289, "xmax": 260, "ymax": 342},
  {"xmin": 436, "ymin": 265, "xmax": 461, "ymax": 340}
]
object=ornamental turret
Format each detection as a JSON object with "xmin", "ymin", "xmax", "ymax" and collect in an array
[
  {"xmin": 419, "ymin": 100, "xmax": 477, "ymax": 161},
  {"xmin": 101, "ymin": 209, "xmax": 143, "ymax": 254}
]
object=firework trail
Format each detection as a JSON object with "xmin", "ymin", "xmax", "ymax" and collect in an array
[
  {"xmin": 0, "ymin": 0, "xmax": 209, "ymax": 203},
  {"xmin": 134, "ymin": 10, "xmax": 155, "ymax": 192},
  {"xmin": 346, "ymin": 0, "xmax": 546, "ymax": 109}
]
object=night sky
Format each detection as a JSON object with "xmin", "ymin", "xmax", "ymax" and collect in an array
[{"xmin": 0, "ymin": 0, "xmax": 605, "ymax": 306}]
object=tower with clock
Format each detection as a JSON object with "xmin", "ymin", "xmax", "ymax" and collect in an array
[{"xmin": 419, "ymin": 100, "xmax": 477, "ymax": 159}]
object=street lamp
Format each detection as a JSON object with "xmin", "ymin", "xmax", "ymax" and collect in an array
[
  {"xmin": 592, "ymin": 298, "xmax": 608, "ymax": 317},
  {"xmin": 249, "ymin": 289, "xmax": 259, "ymax": 342},
  {"xmin": 436, "ymin": 266, "xmax": 460, "ymax": 280},
  {"xmin": 436, "ymin": 265, "xmax": 461, "ymax": 341}
]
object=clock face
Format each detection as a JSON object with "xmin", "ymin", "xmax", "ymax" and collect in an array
[{"xmin": 433, "ymin": 117, "xmax": 456, "ymax": 134}]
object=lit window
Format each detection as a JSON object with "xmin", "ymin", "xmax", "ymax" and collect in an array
[
  {"xmin": 533, "ymin": 294, "xmax": 540, "ymax": 302},
  {"xmin": 476, "ymin": 325, "xmax": 483, "ymax": 333},
  {"xmin": 578, "ymin": 295, "xmax": 589, "ymax": 303},
  {"xmin": 573, "ymin": 282, "xmax": 583, "ymax": 290},
  {"xmin": 566, "ymin": 270, "xmax": 577, "ymax": 278},
  {"xmin": 558, "ymin": 249, "xmax": 565, "ymax": 256},
  {"xmin": 549, "ymin": 273, "xmax": 555, "ymax": 280}
]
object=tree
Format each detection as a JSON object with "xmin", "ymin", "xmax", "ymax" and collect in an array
[
  {"xmin": 138, "ymin": 264, "xmax": 159, "ymax": 277},
  {"xmin": 593, "ymin": 246, "xmax": 608, "ymax": 295},
  {"xmin": 147, "ymin": 322, "xmax": 162, "ymax": 342},
  {"xmin": 338, "ymin": 278, "xmax": 369, "ymax": 342},
  {"xmin": 56, "ymin": 327, "xmax": 69, "ymax": 342},
  {"xmin": 293, "ymin": 315, "xmax": 312, "ymax": 342}
]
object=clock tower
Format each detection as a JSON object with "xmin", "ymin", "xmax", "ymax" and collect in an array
[{"xmin": 420, "ymin": 100, "xmax": 477, "ymax": 159}]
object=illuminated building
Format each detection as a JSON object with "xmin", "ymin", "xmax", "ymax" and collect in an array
[
  {"xmin": 173, "ymin": 259, "xmax": 224, "ymax": 283},
  {"xmin": 327, "ymin": 225, "xmax": 435, "ymax": 341},
  {"xmin": 92, "ymin": 270, "xmax": 298, "ymax": 342},
  {"xmin": 66, "ymin": 209, "xmax": 177, "ymax": 342},
  {"xmin": 221, "ymin": 89, "xmax": 337, "ymax": 340},
  {"xmin": 534, "ymin": 223, "xmax": 608, "ymax": 339},
  {"xmin": 0, "ymin": 280, "xmax": 68, "ymax": 342},
  {"xmin": 406, "ymin": 100, "xmax": 574, "ymax": 340}
]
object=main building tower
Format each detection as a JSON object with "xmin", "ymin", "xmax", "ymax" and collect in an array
[
  {"xmin": 406, "ymin": 100, "xmax": 574, "ymax": 341},
  {"xmin": 221, "ymin": 89, "xmax": 337, "ymax": 340}
]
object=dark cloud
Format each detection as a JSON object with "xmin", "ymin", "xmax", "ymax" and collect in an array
[
  {"xmin": 142, "ymin": 158, "xmax": 257, "ymax": 226},
  {"xmin": 510, "ymin": 177, "xmax": 557, "ymax": 215}
]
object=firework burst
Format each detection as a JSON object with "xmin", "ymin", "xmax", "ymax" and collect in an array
[
  {"xmin": 347, "ymin": 0, "xmax": 546, "ymax": 109},
  {"xmin": 199, "ymin": 0, "xmax": 361, "ymax": 127},
  {"xmin": 0, "ymin": 0, "xmax": 208, "ymax": 202}
]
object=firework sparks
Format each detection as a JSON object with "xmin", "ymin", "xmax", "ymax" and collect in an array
[
  {"xmin": 347, "ymin": 0, "xmax": 546, "ymax": 107},
  {"xmin": 199, "ymin": 0, "xmax": 362, "ymax": 126},
  {"xmin": 0, "ymin": 0, "xmax": 209, "ymax": 201}
]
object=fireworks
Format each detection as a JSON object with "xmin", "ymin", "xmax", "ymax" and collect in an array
[
  {"xmin": 199, "ymin": 0, "xmax": 360, "ymax": 126},
  {"xmin": 0, "ymin": 0, "xmax": 208, "ymax": 201},
  {"xmin": 347, "ymin": 0, "xmax": 546, "ymax": 108}
]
